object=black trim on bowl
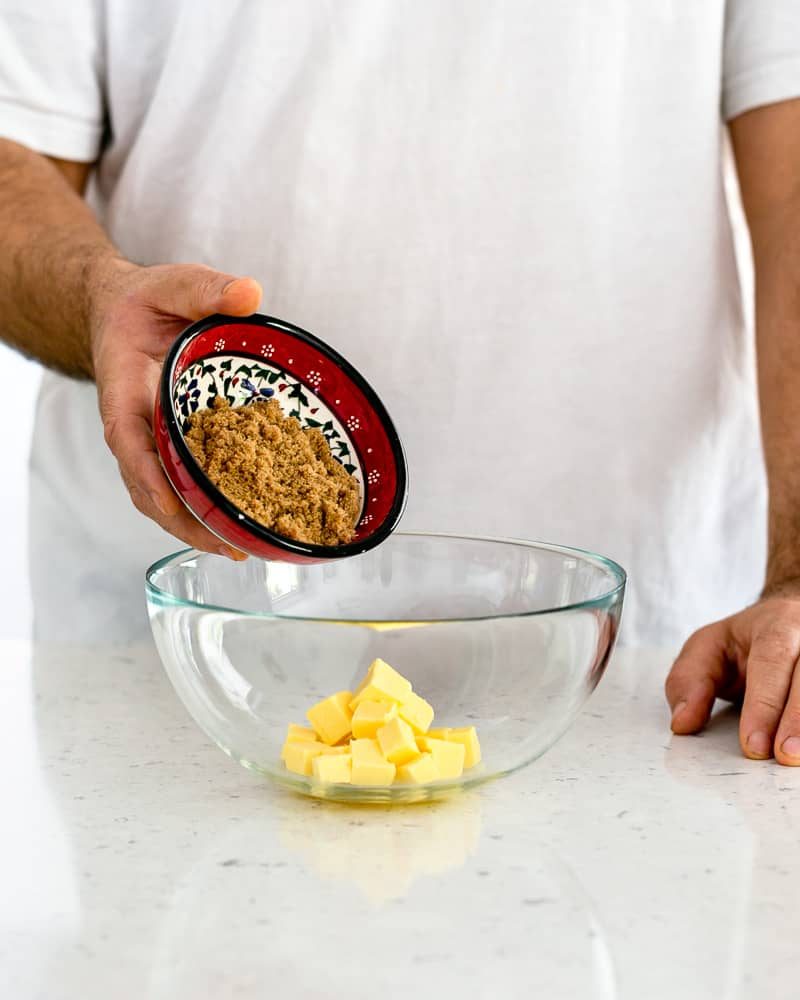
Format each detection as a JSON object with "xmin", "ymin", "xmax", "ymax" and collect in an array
[{"xmin": 159, "ymin": 313, "xmax": 408, "ymax": 560}]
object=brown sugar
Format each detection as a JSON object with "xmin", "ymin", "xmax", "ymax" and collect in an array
[{"xmin": 185, "ymin": 397, "xmax": 361, "ymax": 546}]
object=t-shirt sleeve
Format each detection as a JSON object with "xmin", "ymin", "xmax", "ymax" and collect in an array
[
  {"xmin": 0, "ymin": 0, "xmax": 105, "ymax": 161},
  {"xmin": 723, "ymin": 0, "xmax": 800, "ymax": 121}
]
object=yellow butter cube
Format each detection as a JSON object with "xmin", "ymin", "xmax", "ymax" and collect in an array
[
  {"xmin": 396, "ymin": 752, "xmax": 439, "ymax": 784},
  {"xmin": 280, "ymin": 724, "xmax": 319, "ymax": 760},
  {"xmin": 377, "ymin": 717, "xmax": 420, "ymax": 766},
  {"xmin": 312, "ymin": 753, "xmax": 353, "ymax": 784},
  {"xmin": 350, "ymin": 658, "xmax": 413, "ymax": 709},
  {"xmin": 281, "ymin": 655, "xmax": 481, "ymax": 789},
  {"xmin": 447, "ymin": 727, "xmax": 482, "ymax": 768},
  {"xmin": 426, "ymin": 727, "xmax": 452, "ymax": 740},
  {"xmin": 350, "ymin": 738, "xmax": 396, "ymax": 786},
  {"xmin": 306, "ymin": 691, "xmax": 353, "ymax": 745},
  {"xmin": 352, "ymin": 700, "xmax": 398, "ymax": 739},
  {"xmin": 398, "ymin": 691, "xmax": 434, "ymax": 734},
  {"xmin": 417, "ymin": 736, "xmax": 465, "ymax": 779},
  {"xmin": 283, "ymin": 740, "xmax": 327, "ymax": 775},
  {"xmin": 286, "ymin": 724, "xmax": 318, "ymax": 742}
]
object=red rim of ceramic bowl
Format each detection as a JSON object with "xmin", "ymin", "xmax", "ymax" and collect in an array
[{"xmin": 156, "ymin": 313, "xmax": 408, "ymax": 560}]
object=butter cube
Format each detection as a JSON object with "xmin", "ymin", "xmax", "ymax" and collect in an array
[
  {"xmin": 447, "ymin": 727, "xmax": 482, "ymax": 768},
  {"xmin": 417, "ymin": 736, "xmax": 465, "ymax": 779},
  {"xmin": 280, "ymin": 724, "xmax": 319, "ymax": 760},
  {"xmin": 350, "ymin": 738, "xmax": 396, "ymax": 786},
  {"xmin": 312, "ymin": 753, "xmax": 353, "ymax": 784},
  {"xmin": 352, "ymin": 699, "xmax": 398, "ymax": 739},
  {"xmin": 306, "ymin": 691, "xmax": 353, "ymax": 745},
  {"xmin": 426, "ymin": 728, "xmax": 452, "ymax": 740},
  {"xmin": 350, "ymin": 659, "xmax": 413, "ymax": 709},
  {"xmin": 377, "ymin": 717, "xmax": 420, "ymax": 766},
  {"xmin": 398, "ymin": 691, "xmax": 434, "ymax": 734},
  {"xmin": 284, "ymin": 723, "xmax": 318, "ymax": 743},
  {"xmin": 282, "ymin": 656, "xmax": 481, "ymax": 790},
  {"xmin": 396, "ymin": 752, "xmax": 439, "ymax": 784},
  {"xmin": 283, "ymin": 740, "xmax": 327, "ymax": 776}
]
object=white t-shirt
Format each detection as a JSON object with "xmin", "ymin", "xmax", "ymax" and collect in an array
[{"xmin": 2, "ymin": 1, "xmax": 800, "ymax": 643}]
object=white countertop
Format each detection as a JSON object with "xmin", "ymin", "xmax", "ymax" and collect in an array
[{"xmin": 1, "ymin": 640, "xmax": 798, "ymax": 1000}]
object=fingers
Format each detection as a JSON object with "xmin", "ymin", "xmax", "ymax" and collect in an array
[
  {"xmin": 669, "ymin": 604, "xmax": 800, "ymax": 763},
  {"xmin": 99, "ymin": 359, "xmax": 247, "ymax": 560},
  {"xmin": 739, "ymin": 623, "xmax": 800, "ymax": 760},
  {"xmin": 109, "ymin": 410, "xmax": 181, "ymax": 517},
  {"xmin": 214, "ymin": 275, "xmax": 263, "ymax": 316},
  {"xmin": 91, "ymin": 259, "xmax": 259, "ymax": 557},
  {"xmin": 110, "ymin": 410, "xmax": 243, "ymax": 557},
  {"xmin": 774, "ymin": 661, "xmax": 800, "ymax": 765},
  {"xmin": 665, "ymin": 622, "xmax": 734, "ymax": 735},
  {"xmin": 147, "ymin": 265, "xmax": 263, "ymax": 321}
]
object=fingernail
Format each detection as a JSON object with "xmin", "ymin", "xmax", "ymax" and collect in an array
[
  {"xmin": 217, "ymin": 545, "xmax": 248, "ymax": 561},
  {"xmin": 221, "ymin": 278, "xmax": 240, "ymax": 294},
  {"xmin": 746, "ymin": 731, "xmax": 771, "ymax": 758},
  {"xmin": 671, "ymin": 700, "xmax": 687, "ymax": 722},
  {"xmin": 781, "ymin": 736, "xmax": 800, "ymax": 758}
]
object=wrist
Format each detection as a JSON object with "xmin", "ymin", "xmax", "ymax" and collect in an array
[
  {"xmin": 85, "ymin": 253, "xmax": 139, "ymax": 371},
  {"xmin": 763, "ymin": 552, "xmax": 800, "ymax": 599},
  {"xmin": 762, "ymin": 507, "xmax": 800, "ymax": 598},
  {"xmin": 85, "ymin": 252, "xmax": 137, "ymax": 325},
  {"xmin": 762, "ymin": 577, "xmax": 800, "ymax": 600}
]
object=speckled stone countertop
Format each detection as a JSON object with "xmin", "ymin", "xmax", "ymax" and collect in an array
[{"xmin": 2, "ymin": 640, "xmax": 798, "ymax": 1000}]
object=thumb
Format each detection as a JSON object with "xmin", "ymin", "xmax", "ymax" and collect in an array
[
  {"xmin": 664, "ymin": 620, "xmax": 733, "ymax": 734},
  {"xmin": 149, "ymin": 264, "xmax": 263, "ymax": 320}
]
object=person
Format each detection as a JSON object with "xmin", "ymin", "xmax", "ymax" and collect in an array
[{"xmin": 1, "ymin": 1, "xmax": 799, "ymax": 763}]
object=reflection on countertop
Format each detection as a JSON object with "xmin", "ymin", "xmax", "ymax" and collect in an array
[{"xmin": 274, "ymin": 793, "xmax": 483, "ymax": 905}]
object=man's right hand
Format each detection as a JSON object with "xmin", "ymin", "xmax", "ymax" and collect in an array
[
  {"xmin": 89, "ymin": 258, "xmax": 263, "ymax": 557},
  {"xmin": 0, "ymin": 140, "xmax": 263, "ymax": 557}
]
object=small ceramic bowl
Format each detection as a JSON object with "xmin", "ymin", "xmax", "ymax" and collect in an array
[{"xmin": 153, "ymin": 313, "xmax": 408, "ymax": 562}]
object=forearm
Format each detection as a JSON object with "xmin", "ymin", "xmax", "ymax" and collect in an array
[
  {"xmin": 0, "ymin": 138, "xmax": 123, "ymax": 378},
  {"xmin": 754, "ymin": 222, "xmax": 800, "ymax": 590},
  {"xmin": 730, "ymin": 99, "xmax": 800, "ymax": 590}
]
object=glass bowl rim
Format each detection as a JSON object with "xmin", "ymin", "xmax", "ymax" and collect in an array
[{"xmin": 145, "ymin": 531, "xmax": 627, "ymax": 624}]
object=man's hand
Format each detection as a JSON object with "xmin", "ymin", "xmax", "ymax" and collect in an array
[
  {"xmin": 0, "ymin": 139, "xmax": 265, "ymax": 557},
  {"xmin": 666, "ymin": 589, "xmax": 800, "ymax": 764},
  {"xmin": 674, "ymin": 100, "xmax": 800, "ymax": 763},
  {"xmin": 89, "ymin": 258, "xmax": 262, "ymax": 557}
]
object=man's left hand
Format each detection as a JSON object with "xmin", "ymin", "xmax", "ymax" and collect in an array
[{"xmin": 665, "ymin": 586, "xmax": 800, "ymax": 764}]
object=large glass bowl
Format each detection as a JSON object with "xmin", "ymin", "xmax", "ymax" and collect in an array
[{"xmin": 146, "ymin": 533, "xmax": 625, "ymax": 803}]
